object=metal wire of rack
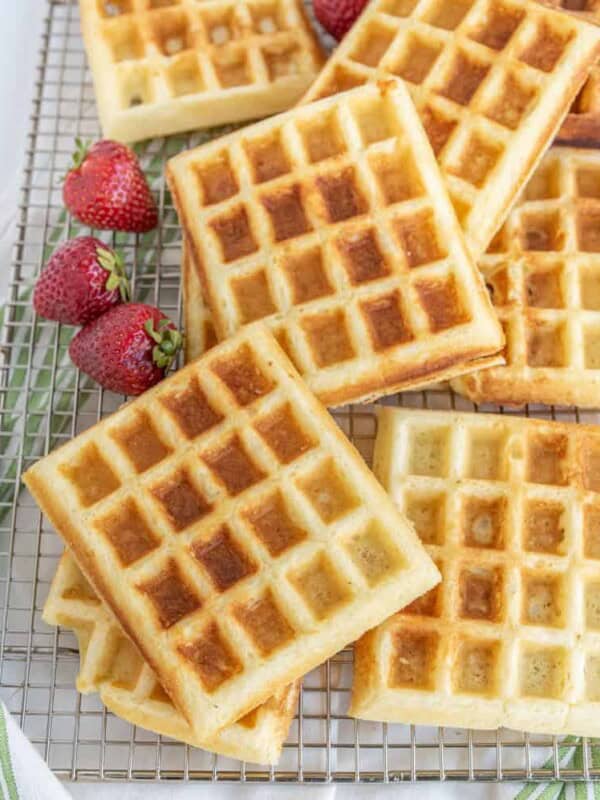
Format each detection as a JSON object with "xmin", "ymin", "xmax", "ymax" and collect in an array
[{"xmin": 1, "ymin": 0, "xmax": 599, "ymax": 784}]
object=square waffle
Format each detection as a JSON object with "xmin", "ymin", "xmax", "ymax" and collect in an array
[
  {"xmin": 43, "ymin": 552, "xmax": 299, "ymax": 764},
  {"xmin": 168, "ymin": 80, "xmax": 504, "ymax": 406},
  {"xmin": 452, "ymin": 145, "xmax": 600, "ymax": 408},
  {"xmin": 352, "ymin": 406, "xmax": 600, "ymax": 736},
  {"xmin": 301, "ymin": 0, "xmax": 600, "ymax": 257},
  {"xmin": 79, "ymin": 0, "xmax": 325, "ymax": 143},
  {"xmin": 24, "ymin": 324, "xmax": 439, "ymax": 741}
]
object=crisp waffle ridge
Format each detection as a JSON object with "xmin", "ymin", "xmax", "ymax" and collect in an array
[
  {"xmin": 301, "ymin": 0, "xmax": 600, "ymax": 257},
  {"xmin": 43, "ymin": 551, "xmax": 299, "ymax": 764},
  {"xmin": 452, "ymin": 146, "xmax": 600, "ymax": 408},
  {"xmin": 182, "ymin": 244, "xmax": 217, "ymax": 363},
  {"xmin": 544, "ymin": 0, "xmax": 600, "ymax": 146},
  {"xmin": 24, "ymin": 324, "xmax": 439, "ymax": 741},
  {"xmin": 351, "ymin": 406, "xmax": 600, "ymax": 736},
  {"xmin": 169, "ymin": 80, "xmax": 504, "ymax": 407},
  {"xmin": 558, "ymin": 64, "xmax": 600, "ymax": 147},
  {"xmin": 79, "ymin": 0, "xmax": 325, "ymax": 142}
]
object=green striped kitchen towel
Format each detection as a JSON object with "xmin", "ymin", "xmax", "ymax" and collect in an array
[
  {"xmin": 514, "ymin": 738, "xmax": 600, "ymax": 800},
  {"xmin": 0, "ymin": 702, "xmax": 70, "ymax": 800}
]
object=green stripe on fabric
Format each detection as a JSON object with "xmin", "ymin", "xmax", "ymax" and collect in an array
[
  {"xmin": 575, "ymin": 782, "xmax": 590, "ymax": 800},
  {"xmin": 0, "ymin": 706, "xmax": 19, "ymax": 800},
  {"xmin": 516, "ymin": 781, "xmax": 544, "ymax": 800}
]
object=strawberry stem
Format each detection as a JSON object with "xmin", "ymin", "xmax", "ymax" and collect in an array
[
  {"xmin": 96, "ymin": 245, "xmax": 130, "ymax": 302},
  {"xmin": 72, "ymin": 137, "xmax": 91, "ymax": 169},
  {"xmin": 60, "ymin": 138, "xmax": 91, "ymax": 183},
  {"xmin": 144, "ymin": 318, "xmax": 162, "ymax": 344},
  {"xmin": 144, "ymin": 318, "xmax": 183, "ymax": 370}
]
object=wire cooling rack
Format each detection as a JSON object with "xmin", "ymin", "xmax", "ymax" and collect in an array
[{"xmin": 2, "ymin": 0, "xmax": 600, "ymax": 785}]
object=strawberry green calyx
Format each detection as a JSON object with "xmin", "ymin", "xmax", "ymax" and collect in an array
[
  {"xmin": 144, "ymin": 318, "xmax": 183, "ymax": 370},
  {"xmin": 70, "ymin": 137, "xmax": 91, "ymax": 171},
  {"xmin": 61, "ymin": 138, "xmax": 91, "ymax": 182},
  {"xmin": 96, "ymin": 245, "xmax": 130, "ymax": 302}
]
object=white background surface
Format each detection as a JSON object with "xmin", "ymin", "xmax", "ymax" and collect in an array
[
  {"xmin": 67, "ymin": 786, "xmax": 512, "ymax": 799},
  {"xmin": 0, "ymin": 1, "xmax": 45, "ymax": 304},
  {"xmin": 0, "ymin": 3, "xmax": 553, "ymax": 799}
]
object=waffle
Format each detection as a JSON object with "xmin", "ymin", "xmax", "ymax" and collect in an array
[
  {"xmin": 43, "ymin": 552, "xmax": 299, "ymax": 764},
  {"xmin": 168, "ymin": 80, "xmax": 504, "ymax": 405},
  {"xmin": 301, "ymin": 0, "xmax": 600, "ymax": 258},
  {"xmin": 79, "ymin": 0, "xmax": 325, "ymax": 143},
  {"xmin": 182, "ymin": 244, "xmax": 217, "ymax": 363},
  {"xmin": 24, "ymin": 324, "xmax": 439, "ymax": 741},
  {"xmin": 351, "ymin": 406, "xmax": 600, "ymax": 736},
  {"xmin": 452, "ymin": 146, "xmax": 600, "ymax": 408}
]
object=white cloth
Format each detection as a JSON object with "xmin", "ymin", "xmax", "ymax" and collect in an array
[{"xmin": 0, "ymin": 702, "xmax": 70, "ymax": 800}]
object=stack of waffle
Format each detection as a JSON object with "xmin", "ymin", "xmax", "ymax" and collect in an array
[
  {"xmin": 28, "ymin": 324, "xmax": 438, "ymax": 759},
  {"xmin": 29, "ymin": 0, "xmax": 600, "ymax": 764}
]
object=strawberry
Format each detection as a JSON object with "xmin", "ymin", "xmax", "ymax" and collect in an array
[
  {"xmin": 33, "ymin": 236, "xmax": 130, "ymax": 326},
  {"xmin": 63, "ymin": 139, "xmax": 158, "ymax": 233},
  {"xmin": 69, "ymin": 304, "xmax": 182, "ymax": 396},
  {"xmin": 314, "ymin": 0, "xmax": 369, "ymax": 40}
]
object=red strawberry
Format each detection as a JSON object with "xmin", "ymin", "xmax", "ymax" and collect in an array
[
  {"xmin": 33, "ymin": 236, "xmax": 130, "ymax": 325},
  {"xmin": 69, "ymin": 304, "xmax": 182, "ymax": 396},
  {"xmin": 63, "ymin": 139, "xmax": 158, "ymax": 233},
  {"xmin": 314, "ymin": 0, "xmax": 369, "ymax": 40}
]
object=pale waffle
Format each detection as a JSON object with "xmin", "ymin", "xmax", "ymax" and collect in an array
[
  {"xmin": 43, "ymin": 552, "xmax": 299, "ymax": 764},
  {"xmin": 79, "ymin": 0, "xmax": 325, "ymax": 143},
  {"xmin": 301, "ymin": 0, "xmax": 600, "ymax": 258},
  {"xmin": 168, "ymin": 80, "xmax": 504, "ymax": 405},
  {"xmin": 24, "ymin": 324, "xmax": 439, "ymax": 741},
  {"xmin": 452, "ymin": 146, "xmax": 600, "ymax": 408},
  {"xmin": 351, "ymin": 406, "xmax": 600, "ymax": 736}
]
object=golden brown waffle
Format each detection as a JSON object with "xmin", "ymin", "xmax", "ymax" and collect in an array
[
  {"xmin": 44, "ymin": 552, "xmax": 299, "ymax": 764},
  {"xmin": 24, "ymin": 324, "xmax": 439, "ymax": 741},
  {"xmin": 301, "ymin": 0, "xmax": 600, "ymax": 257},
  {"xmin": 79, "ymin": 0, "xmax": 325, "ymax": 143},
  {"xmin": 182, "ymin": 244, "xmax": 217, "ymax": 363},
  {"xmin": 352, "ymin": 406, "xmax": 600, "ymax": 736},
  {"xmin": 168, "ymin": 80, "xmax": 504, "ymax": 405},
  {"xmin": 452, "ymin": 146, "xmax": 600, "ymax": 408}
]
